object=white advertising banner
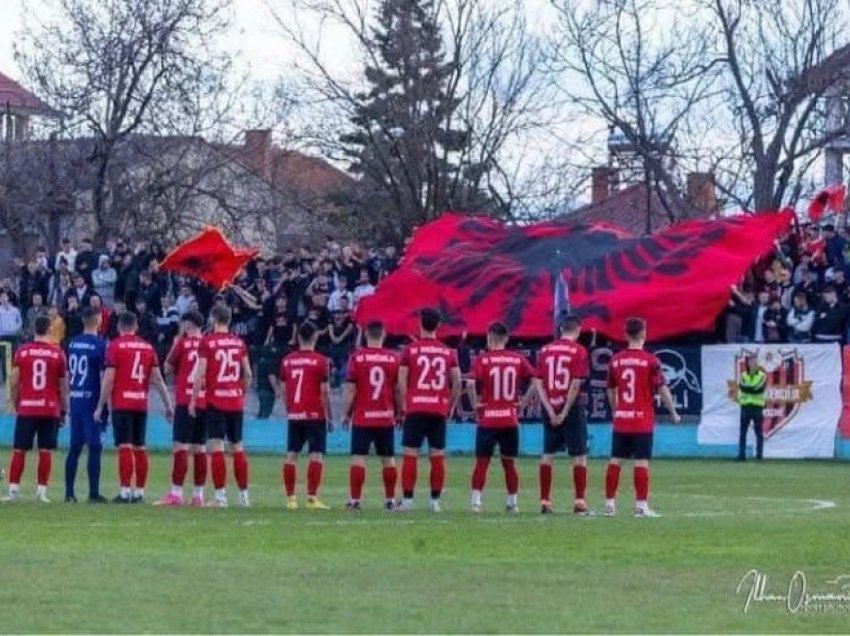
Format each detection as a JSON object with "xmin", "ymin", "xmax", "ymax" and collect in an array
[{"xmin": 698, "ymin": 344, "xmax": 841, "ymax": 458}]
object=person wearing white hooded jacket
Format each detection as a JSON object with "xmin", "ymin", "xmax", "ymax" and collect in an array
[{"xmin": 92, "ymin": 255, "xmax": 117, "ymax": 307}]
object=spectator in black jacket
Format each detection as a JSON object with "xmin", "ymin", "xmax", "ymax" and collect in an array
[
  {"xmin": 830, "ymin": 267, "xmax": 848, "ymax": 299},
  {"xmin": 137, "ymin": 269, "xmax": 162, "ymax": 316},
  {"xmin": 107, "ymin": 300, "xmax": 125, "ymax": 339},
  {"xmin": 813, "ymin": 285, "xmax": 849, "ymax": 344},
  {"xmin": 794, "ymin": 268, "xmax": 821, "ymax": 307},
  {"xmin": 65, "ymin": 272, "xmax": 94, "ymax": 309},
  {"xmin": 787, "ymin": 291, "xmax": 815, "ymax": 343},
  {"xmin": 762, "ymin": 299, "xmax": 787, "ymax": 343},
  {"xmin": 63, "ymin": 295, "xmax": 84, "ymax": 343},
  {"xmin": 134, "ymin": 298, "xmax": 159, "ymax": 345},
  {"xmin": 116, "ymin": 253, "xmax": 139, "ymax": 308},
  {"xmin": 824, "ymin": 224, "xmax": 847, "ymax": 270},
  {"xmin": 751, "ymin": 290, "xmax": 770, "ymax": 343},
  {"xmin": 18, "ymin": 260, "xmax": 50, "ymax": 312},
  {"xmin": 74, "ymin": 238, "xmax": 100, "ymax": 286}
]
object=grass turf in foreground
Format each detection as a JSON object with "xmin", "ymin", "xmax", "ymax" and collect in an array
[{"xmin": 0, "ymin": 454, "xmax": 848, "ymax": 633}]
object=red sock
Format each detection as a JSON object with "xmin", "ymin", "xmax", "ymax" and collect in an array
[
  {"xmin": 211, "ymin": 451, "xmax": 227, "ymax": 489},
  {"xmin": 133, "ymin": 449, "xmax": 149, "ymax": 489},
  {"xmin": 193, "ymin": 451, "xmax": 207, "ymax": 487},
  {"xmin": 8, "ymin": 449, "xmax": 25, "ymax": 485},
  {"xmin": 232, "ymin": 451, "xmax": 249, "ymax": 490},
  {"xmin": 471, "ymin": 457, "xmax": 490, "ymax": 491},
  {"xmin": 283, "ymin": 462, "xmax": 297, "ymax": 497},
  {"xmin": 605, "ymin": 463, "xmax": 621, "ymax": 499},
  {"xmin": 634, "ymin": 466, "xmax": 650, "ymax": 502},
  {"xmin": 36, "ymin": 450, "xmax": 51, "ymax": 487},
  {"xmin": 429, "ymin": 455, "xmax": 445, "ymax": 499},
  {"xmin": 539, "ymin": 463, "xmax": 552, "ymax": 502},
  {"xmin": 401, "ymin": 455, "xmax": 417, "ymax": 498},
  {"xmin": 307, "ymin": 460, "xmax": 323, "ymax": 498},
  {"xmin": 349, "ymin": 465, "xmax": 365, "ymax": 500},
  {"xmin": 172, "ymin": 449, "xmax": 189, "ymax": 487},
  {"xmin": 573, "ymin": 465, "xmax": 587, "ymax": 501},
  {"xmin": 118, "ymin": 446, "xmax": 133, "ymax": 488},
  {"xmin": 382, "ymin": 465, "xmax": 397, "ymax": 500},
  {"xmin": 501, "ymin": 458, "xmax": 519, "ymax": 495}
]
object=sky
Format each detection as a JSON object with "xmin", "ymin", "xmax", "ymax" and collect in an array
[
  {"xmin": 0, "ymin": 0, "xmax": 298, "ymax": 82},
  {"xmin": 0, "ymin": 0, "xmax": 558, "ymax": 83}
]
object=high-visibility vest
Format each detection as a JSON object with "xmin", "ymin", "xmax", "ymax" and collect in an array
[{"xmin": 739, "ymin": 370, "xmax": 766, "ymax": 407}]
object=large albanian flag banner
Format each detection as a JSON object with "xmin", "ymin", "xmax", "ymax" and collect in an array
[{"xmin": 356, "ymin": 211, "xmax": 794, "ymax": 342}]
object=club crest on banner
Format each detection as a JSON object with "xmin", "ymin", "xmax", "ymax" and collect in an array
[{"xmin": 726, "ymin": 348, "xmax": 813, "ymax": 437}]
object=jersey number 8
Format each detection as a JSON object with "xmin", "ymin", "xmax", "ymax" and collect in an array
[{"xmin": 32, "ymin": 359, "xmax": 48, "ymax": 391}]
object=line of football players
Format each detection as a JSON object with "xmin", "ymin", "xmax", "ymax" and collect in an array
[{"xmin": 3, "ymin": 305, "xmax": 679, "ymax": 516}]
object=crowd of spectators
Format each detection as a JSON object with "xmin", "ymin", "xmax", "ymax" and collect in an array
[
  {"xmin": 0, "ymin": 236, "xmax": 400, "ymax": 415},
  {"xmin": 724, "ymin": 222, "xmax": 850, "ymax": 345},
  {"xmin": 1, "ymin": 221, "xmax": 846, "ymax": 413}
]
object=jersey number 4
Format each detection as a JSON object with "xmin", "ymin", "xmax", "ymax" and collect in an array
[{"xmin": 130, "ymin": 352, "xmax": 146, "ymax": 384}]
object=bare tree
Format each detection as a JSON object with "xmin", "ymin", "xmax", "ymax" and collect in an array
[
  {"xmin": 548, "ymin": 0, "xmax": 721, "ymax": 229},
  {"xmin": 270, "ymin": 0, "xmax": 552, "ymax": 241},
  {"xmin": 709, "ymin": 0, "xmax": 850, "ymax": 212},
  {"xmin": 549, "ymin": 0, "xmax": 850, "ymax": 219},
  {"xmin": 0, "ymin": 131, "xmax": 88, "ymax": 254},
  {"xmin": 15, "ymin": 0, "xmax": 234, "ymax": 242}
]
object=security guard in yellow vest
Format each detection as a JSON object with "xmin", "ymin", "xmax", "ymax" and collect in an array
[{"xmin": 737, "ymin": 355, "xmax": 766, "ymax": 461}]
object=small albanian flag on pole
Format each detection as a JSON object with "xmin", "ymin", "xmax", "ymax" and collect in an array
[
  {"xmin": 808, "ymin": 184, "xmax": 847, "ymax": 222},
  {"xmin": 159, "ymin": 227, "xmax": 259, "ymax": 289}
]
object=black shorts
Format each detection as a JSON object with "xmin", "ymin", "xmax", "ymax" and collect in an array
[
  {"xmin": 206, "ymin": 406, "xmax": 244, "ymax": 444},
  {"xmin": 14, "ymin": 416, "xmax": 59, "ymax": 451},
  {"xmin": 112, "ymin": 410, "xmax": 148, "ymax": 447},
  {"xmin": 288, "ymin": 420, "xmax": 327, "ymax": 454},
  {"xmin": 611, "ymin": 431, "xmax": 654, "ymax": 460},
  {"xmin": 173, "ymin": 405, "xmax": 206, "ymax": 445},
  {"xmin": 543, "ymin": 407, "xmax": 588, "ymax": 457},
  {"xmin": 475, "ymin": 427, "xmax": 519, "ymax": 458},
  {"xmin": 351, "ymin": 427, "xmax": 395, "ymax": 457},
  {"xmin": 402, "ymin": 413, "xmax": 447, "ymax": 451}
]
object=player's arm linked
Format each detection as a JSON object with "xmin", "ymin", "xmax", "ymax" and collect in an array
[
  {"xmin": 449, "ymin": 366, "xmax": 462, "ymax": 418},
  {"xmin": 394, "ymin": 379, "xmax": 405, "ymax": 429},
  {"xmin": 240, "ymin": 357, "xmax": 253, "ymax": 392},
  {"xmin": 189, "ymin": 357, "xmax": 207, "ymax": 418},
  {"xmin": 7, "ymin": 366, "xmax": 19, "ymax": 415},
  {"xmin": 94, "ymin": 368, "xmax": 115, "ymax": 422},
  {"xmin": 533, "ymin": 378, "xmax": 556, "ymax": 423},
  {"xmin": 658, "ymin": 385, "xmax": 682, "ymax": 424},
  {"xmin": 559, "ymin": 378, "xmax": 583, "ymax": 425},
  {"xmin": 340, "ymin": 382, "xmax": 355, "ymax": 430},
  {"xmin": 59, "ymin": 372, "xmax": 70, "ymax": 427},
  {"xmin": 321, "ymin": 381, "xmax": 334, "ymax": 432},
  {"xmin": 606, "ymin": 387, "xmax": 617, "ymax": 413},
  {"xmin": 151, "ymin": 367, "xmax": 173, "ymax": 422},
  {"xmin": 396, "ymin": 365, "xmax": 408, "ymax": 410}
]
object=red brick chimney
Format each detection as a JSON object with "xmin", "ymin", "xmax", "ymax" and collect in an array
[
  {"xmin": 244, "ymin": 129, "xmax": 272, "ymax": 179},
  {"xmin": 686, "ymin": 172, "xmax": 717, "ymax": 214},
  {"xmin": 591, "ymin": 166, "xmax": 617, "ymax": 204}
]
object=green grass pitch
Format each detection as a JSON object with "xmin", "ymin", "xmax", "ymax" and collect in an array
[{"xmin": 0, "ymin": 453, "xmax": 848, "ymax": 633}]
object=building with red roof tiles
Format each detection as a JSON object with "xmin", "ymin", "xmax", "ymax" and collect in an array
[
  {"xmin": 565, "ymin": 166, "xmax": 718, "ymax": 235},
  {"xmin": 0, "ymin": 70, "xmax": 57, "ymax": 140}
]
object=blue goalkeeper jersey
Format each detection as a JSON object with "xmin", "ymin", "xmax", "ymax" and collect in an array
[{"xmin": 67, "ymin": 333, "xmax": 106, "ymax": 416}]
